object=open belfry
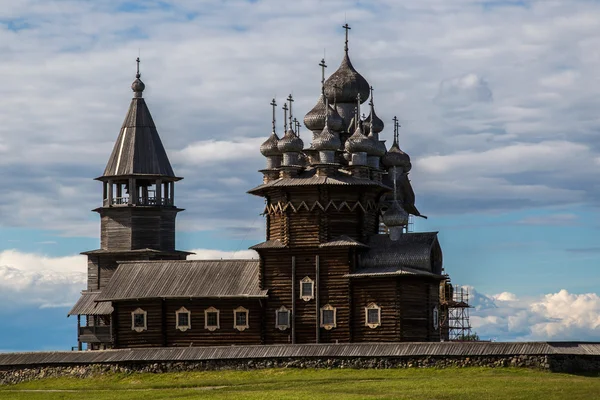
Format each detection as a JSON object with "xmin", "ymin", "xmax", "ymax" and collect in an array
[{"xmin": 69, "ymin": 25, "xmax": 451, "ymax": 350}]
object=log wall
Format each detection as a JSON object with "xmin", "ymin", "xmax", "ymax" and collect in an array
[
  {"xmin": 99, "ymin": 207, "xmax": 179, "ymax": 252},
  {"xmin": 114, "ymin": 299, "xmax": 263, "ymax": 348}
]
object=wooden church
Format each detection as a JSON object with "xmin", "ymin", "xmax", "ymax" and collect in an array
[{"xmin": 69, "ymin": 26, "xmax": 447, "ymax": 350}]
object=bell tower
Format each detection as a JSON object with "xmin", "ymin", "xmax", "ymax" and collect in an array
[{"xmin": 84, "ymin": 58, "xmax": 189, "ymax": 291}]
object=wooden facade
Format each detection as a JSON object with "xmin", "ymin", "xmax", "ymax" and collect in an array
[
  {"xmin": 69, "ymin": 31, "xmax": 451, "ymax": 350},
  {"xmin": 113, "ymin": 299, "xmax": 263, "ymax": 348}
]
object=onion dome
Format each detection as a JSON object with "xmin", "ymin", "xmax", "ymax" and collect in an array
[
  {"xmin": 383, "ymin": 116, "xmax": 411, "ymax": 171},
  {"xmin": 324, "ymin": 53, "xmax": 370, "ymax": 104},
  {"xmin": 260, "ymin": 132, "xmax": 281, "ymax": 157},
  {"xmin": 304, "ymin": 94, "xmax": 343, "ymax": 132},
  {"xmin": 131, "ymin": 57, "xmax": 145, "ymax": 96},
  {"xmin": 368, "ymin": 134, "xmax": 386, "ymax": 157},
  {"xmin": 382, "ymin": 142, "xmax": 411, "ymax": 171},
  {"xmin": 313, "ymin": 120, "xmax": 341, "ymax": 152},
  {"xmin": 382, "ymin": 200, "xmax": 409, "ymax": 227},
  {"xmin": 345, "ymin": 122, "xmax": 375, "ymax": 154},
  {"xmin": 278, "ymin": 128, "xmax": 304, "ymax": 153},
  {"xmin": 366, "ymin": 105, "xmax": 384, "ymax": 135}
]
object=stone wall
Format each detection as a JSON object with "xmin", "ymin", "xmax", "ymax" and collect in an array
[{"xmin": 2, "ymin": 355, "xmax": 600, "ymax": 385}]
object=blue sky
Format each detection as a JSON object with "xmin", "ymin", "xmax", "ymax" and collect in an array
[{"xmin": 1, "ymin": 0, "xmax": 600, "ymax": 350}]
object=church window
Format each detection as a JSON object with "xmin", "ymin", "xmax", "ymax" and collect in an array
[
  {"xmin": 204, "ymin": 307, "xmax": 220, "ymax": 331},
  {"xmin": 365, "ymin": 303, "xmax": 381, "ymax": 329},
  {"xmin": 175, "ymin": 307, "xmax": 191, "ymax": 332},
  {"xmin": 234, "ymin": 306, "xmax": 249, "ymax": 331},
  {"xmin": 300, "ymin": 276, "xmax": 314, "ymax": 301},
  {"xmin": 276, "ymin": 306, "xmax": 290, "ymax": 330},
  {"xmin": 131, "ymin": 308, "xmax": 147, "ymax": 332},
  {"xmin": 320, "ymin": 304, "xmax": 336, "ymax": 330}
]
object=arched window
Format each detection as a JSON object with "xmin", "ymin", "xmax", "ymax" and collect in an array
[
  {"xmin": 300, "ymin": 276, "xmax": 314, "ymax": 301},
  {"xmin": 131, "ymin": 308, "xmax": 147, "ymax": 332},
  {"xmin": 175, "ymin": 307, "xmax": 191, "ymax": 332},
  {"xmin": 365, "ymin": 303, "xmax": 381, "ymax": 329},
  {"xmin": 204, "ymin": 307, "xmax": 220, "ymax": 331},
  {"xmin": 276, "ymin": 306, "xmax": 290, "ymax": 330},
  {"xmin": 320, "ymin": 304, "xmax": 336, "ymax": 330},
  {"xmin": 234, "ymin": 306, "xmax": 249, "ymax": 332}
]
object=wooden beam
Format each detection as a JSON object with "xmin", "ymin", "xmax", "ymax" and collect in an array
[
  {"xmin": 315, "ymin": 254, "xmax": 320, "ymax": 344},
  {"xmin": 161, "ymin": 299, "xmax": 167, "ymax": 347},
  {"xmin": 77, "ymin": 315, "xmax": 82, "ymax": 351},
  {"xmin": 291, "ymin": 255, "xmax": 296, "ymax": 344}
]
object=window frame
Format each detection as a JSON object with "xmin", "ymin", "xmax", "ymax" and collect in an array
[
  {"xmin": 320, "ymin": 304, "xmax": 337, "ymax": 330},
  {"xmin": 300, "ymin": 276, "xmax": 314, "ymax": 301},
  {"xmin": 131, "ymin": 308, "xmax": 147, "ymax": 333},
  {"xmin": 204, "ymin": 306, "xmax": 220, "ymax": 331},
  {"xmin": 275, "ymin": 306, "xmax": 291, "ymax": 331},
  {"xmin": 433, "ymin": 305, "xmax": 439, "ymax": 330},
  {"xmin": 364, "ymin": 303, "xmax": 381, "ymax": 329},
  {"xmin": 233, "ymin": 306, "xmax": 249, "ymax": 332},
  {"xmin": 175, "ymin": 307, "xmax": 191, "ymax": 332}
]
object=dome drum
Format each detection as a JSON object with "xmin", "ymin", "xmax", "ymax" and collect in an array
[
  {"xmin": 265, "ymin": 155, "xmax": 282, "ymax": 169},
  {"xmin": 283, "ymin": 152, "xmax": 302, "ymax": 167},
  {"xmin": 367, "ymin": 155, "xmax": 380, "ymax": 169},
  {"xmin": 319, "ymin": 151, "xmax": 336, "ymax": 164},
  {"xmin": 350, "ymin": 152, "xmax": 367, "ymax": 166},
  {"xmin": 334, "ymin": 103, "xmax": 357, "ymax": 131}
]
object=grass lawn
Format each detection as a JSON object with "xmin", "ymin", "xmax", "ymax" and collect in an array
[{"xmin": 1, "ymin": 367, "xmax": 599, "ymax": 399}]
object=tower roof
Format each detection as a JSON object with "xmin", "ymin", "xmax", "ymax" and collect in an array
[{"xmin": 101, "ymin": 59, "xmax": 178, "ymax": 180}]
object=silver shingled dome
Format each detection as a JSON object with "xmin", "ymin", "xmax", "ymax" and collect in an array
[
  {"xmin": 260, "ymin": 132, "xmax": 281, "ymax": 157},
  {"xmin": 277, "ymin": 129, "xmax": 304, "ymax": 153}
]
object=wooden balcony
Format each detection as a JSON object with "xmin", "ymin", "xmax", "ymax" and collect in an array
[
  {"xmin": 79, "ymin": 325, "xmax": 112, "ymax": 344},
  {"xmin": 104, "ymin": 197, "xmax": 174, "ymax": 207}
]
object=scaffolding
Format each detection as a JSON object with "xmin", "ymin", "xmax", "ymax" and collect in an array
[{"xmin": 439, "ymin": 279, "xmax": 473, "ymax": 341}]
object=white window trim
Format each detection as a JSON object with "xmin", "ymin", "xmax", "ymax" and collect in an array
[
  {"xmin": 320, "ymin": 304, "xmax": 337, "ymax": 330},
  {"xmin": 300, "ymin": 276, "xmax": 314, "ymax": 301},
  {"xmin": 234, "ymin": 306, "xmax": 249, "ymax": 332},
  {"xmin": 131, "ymin": 308, "xmax": 147, "ymax": 333},
  {"xmin": 204, "ymin": 306, "xmax": 220, "ymax": 331},
  {"xmin": 175, "ymin": 307, "xmax": 191, "ymax": 332},
  {"xmin": 365, "ymin": 303, "xmax": 381, "ymax": 329},
  {"xmin": 275, "ymin": 306, "xmax": 290, "ymax": 331},
  {"xmin": 433, "ymin": 305, "xmax": 440, "ymax": 331}
]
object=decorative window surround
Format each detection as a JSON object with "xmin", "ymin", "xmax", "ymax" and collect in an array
[
  {"xmin": 320, "ymin": 304, "xmax": 336, "ymax": 330},
  {"xmin": 175, "ymin": 307, "xmax": 191, "ymax": 332},
  {"xmin": 433, "ymin": 305, "xmax": 439, "ymax": 330},
  {"xmin": 276, "ymin": 306, "xmax": 291, "ymax": 331},
  {"xmin": 365, "ymin": 303, "xmax": 381, "ymax": 329},
  {"xmin": 234, "ymin": 306, "xmax": 249, "ymax": 332},
  {"xmin": 204, "ymin": 307, "xmax": 220, "ymax": 331},
  {"xmin": 300, "ymin": 276, "xmax": 314, "ymax": 301},
  {"xmin": 131, "ymin": 308, "xmax": 147, "ymax": 332}
]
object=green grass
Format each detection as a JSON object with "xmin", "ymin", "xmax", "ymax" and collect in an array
[{"xmin": 1, "ymin": 367, "xmax": 599, "ymax": 399}]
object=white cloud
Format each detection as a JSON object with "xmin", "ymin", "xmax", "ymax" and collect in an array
[
  {"xmin": 0, "ymin": 250, "xmax": 87, "ymax": 309},
  {"xmin": 0, "ymin": 248, "xmax": 260, "ymax": 311},
  {"xmin": 434, "ymin": 73, "xmax": 493, "ymax": 106},
  {"xmin": 187, "ymin": 248, "xmax": 258, "ymax": 260},
  {"xmin": 3, "ymin": 0, "xmax": 600, "ymax": 234},
  {"xmin": 470, "ymin": 287, "xmax": 600, "ymax": 341}
]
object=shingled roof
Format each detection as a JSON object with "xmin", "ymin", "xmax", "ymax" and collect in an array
[
  {"xmin": 97, "ymin": 260, "xmax": 268, "ymax": 301},
  {"xmin": 248, "ymin": 168, "xmax": 391, "ymax": 195},
  {"xmin": 359, "ymin": 232, "xmax": 441, "ymax": 273},
  {"xmin": 101, "ymin": 83, "xmax": 178, "ymax": 179},
  {"xmin": 68, "ymin": 291, "xmax": 113, "ymax": 316}
]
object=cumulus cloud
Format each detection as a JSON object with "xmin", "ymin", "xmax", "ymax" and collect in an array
[
  {"xmin": 0, "ymin": 250, "xmax": 87, "ymax": 309},
  {"xmin": 434, "ymin": 73, "xmax": 493, "ymax": 106},
  {"xmin": 0, "ymin": 248, "xmax": 260, "ymax": 311},
  {"xmin": 187, "ymin": 248, "xmax": 258, "ymax": 260},
  {"xmin": 470, "ymin": 287, "xmax": 600, "ymax": 341},
  {"xmin": 3, "ymin": 0, "xmax": 600, "ymax": 234}
]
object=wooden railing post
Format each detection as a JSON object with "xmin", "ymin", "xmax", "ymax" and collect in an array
[{"xmin": 291, "ymin": 255, "xmax": 296, "ymax": 344}]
